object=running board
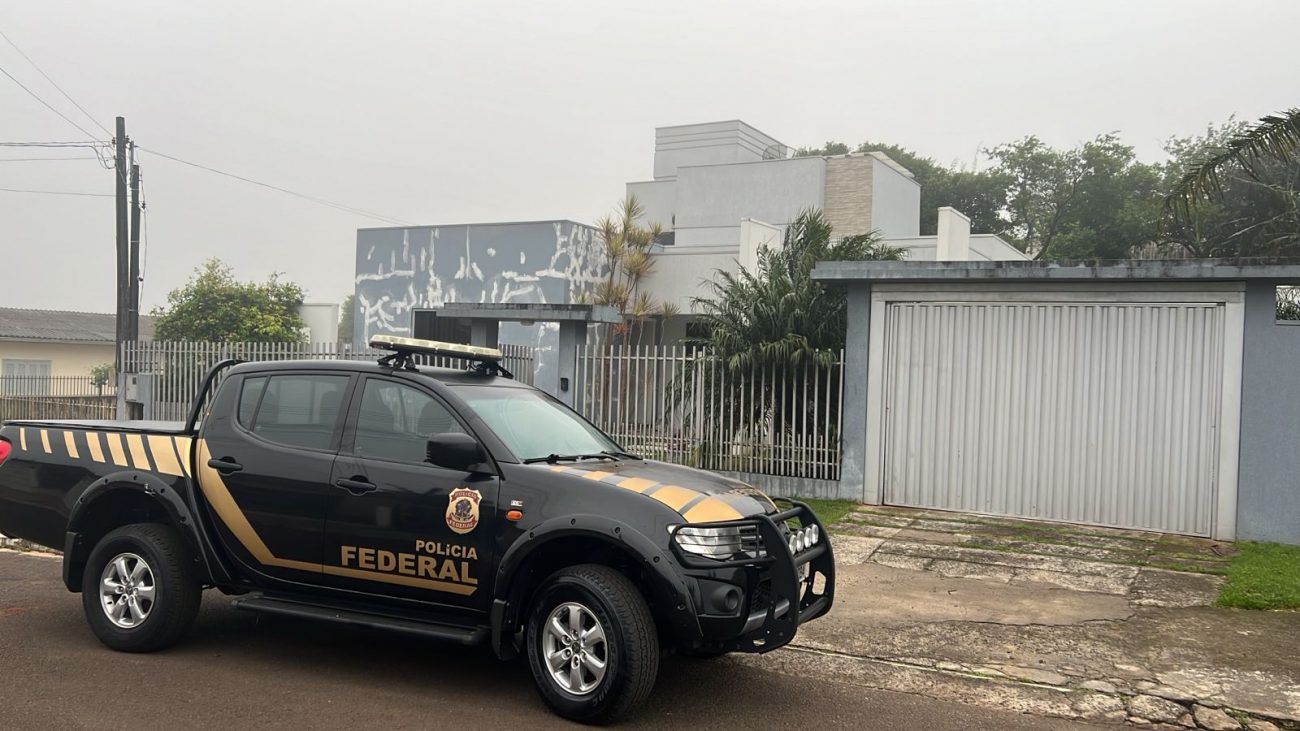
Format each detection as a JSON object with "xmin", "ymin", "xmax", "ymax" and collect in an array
[{"xmin": 233, "ymin": 594, "xmax": 488, "ymax": 646}]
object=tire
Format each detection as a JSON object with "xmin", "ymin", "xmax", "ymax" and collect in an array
[
  {"xmin": 80, "ymin": 523, "xmax": 202, "ymax": 653},
  {"xmin": 525, "ymin": 564, "xmax": 659, "ymax": 724}
]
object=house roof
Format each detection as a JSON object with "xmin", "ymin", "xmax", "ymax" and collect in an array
[
  {"xmin": 812, "ymin": 258, "xmax": 1300, "ymax": 284},
  {"xmin": 0, "ymin": 307, "xmax": 155, "ymax": 343}
]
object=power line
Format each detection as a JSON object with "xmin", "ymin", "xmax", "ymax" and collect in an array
[
  {"xmin": 0, "ymin": 28, "xmax": 112, "ymax": 137},
  {"xmin": 0, "ymin": 60, "xmax": 105, "ymax": 143},
  {"xmin": 0, "ymin": 155, "xmax": 99, "ymax": 162},
  {"xmin": 0, "ymin": 185, "xmax": 112, "ymax": 197},
  {"xmin": 138, "ymin": 145, "xmax": 412, "ymax": 226}
]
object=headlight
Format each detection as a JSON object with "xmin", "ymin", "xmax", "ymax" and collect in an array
[{"xmin": 670, "ymin": 524, "xmax": 763, "ymax": 560}]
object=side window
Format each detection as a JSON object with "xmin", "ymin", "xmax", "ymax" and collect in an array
[
  {"xmin": 353, "ymin": 379, "xmax": 464, "ymax": 464},
  {"xmin": 247, "ymin": 374, "xmax": 350, "ymax": 450},
  {"xmin": 237, "ymin": 376, "xmax": 267, "ymax": 430}
]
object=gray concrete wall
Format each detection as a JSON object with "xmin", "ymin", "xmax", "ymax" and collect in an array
[
  {"xmin": 353, "ymin": 221, "xmax": 605, "ymax": 394},
  {"xmin": 1237, "ymin": 280, "xmax": 1300, "ymax": 544},
  {"xmin": 653, "ymin": 120, "xmax": 783, "ymax": 180},
  {"xmin": 674, "ymin": 156, "xmax": 825, "ymax": 233}
]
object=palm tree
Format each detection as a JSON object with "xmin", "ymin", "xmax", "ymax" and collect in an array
[
  {"xmin": 591, "ymin": 195, "xmax": 666, "ymax": 345},
  {"xmin": 1165, "ymin": 109, "xmax": 1300, "ymax": 217},
  {"xmin": 675, "ymin": 210, "xmax": 903, "ymax": 472}
]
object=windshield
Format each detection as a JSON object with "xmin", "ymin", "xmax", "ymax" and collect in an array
[{"xmin": 452, "ymin": 386, "xmax": 619, "ymax": 461}]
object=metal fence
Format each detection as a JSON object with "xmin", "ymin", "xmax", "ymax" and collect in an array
[
  {"xmin": 122, "ymin": 341, "xmax": 536, "ymax": 421},
  {"xmin": 0, "ymin": 376, "xmax": 117, "ymax": 422},
  {"xmin": 575, "ymin": 345, "xmax": 844, "ymax": 480}
]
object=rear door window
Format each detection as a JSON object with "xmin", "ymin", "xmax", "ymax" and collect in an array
[
  {"xmin": 353, "ymin": 378, "xmax": 465, "ymax": 463},
  {"xmin": 245, "ymin": 374, "xmax": 350, "ymax": 450}
]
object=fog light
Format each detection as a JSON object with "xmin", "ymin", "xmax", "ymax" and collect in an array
[{"xmin": 808, "ymin": 525, "xmax": 819, "ymax": 545}]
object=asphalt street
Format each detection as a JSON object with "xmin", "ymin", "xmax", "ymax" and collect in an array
[{"xmin": 0, "ymin": 549, "xmax": 1105, "ymax": 730}]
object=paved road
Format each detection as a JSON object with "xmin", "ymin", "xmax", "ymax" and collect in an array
[{"xmin": 0, "ymin": 550, "xmax": 1103, "ymax": 730}]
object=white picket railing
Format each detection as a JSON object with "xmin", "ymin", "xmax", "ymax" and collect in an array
[
  {"xmin": 0, "ymin": 376, "xmax": 117, "ymax": 422},
  {"xmin": 575, "ymin": 345, "xmax": 844, "ymax": 480},
  {"xmin": 121, "ymin": 341, "xmax": 535, "ymax": 421}
]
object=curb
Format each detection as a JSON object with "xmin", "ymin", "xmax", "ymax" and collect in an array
[{"xmin": 734, "ymin": 644, "xmax": 1298, "ymax": 731}]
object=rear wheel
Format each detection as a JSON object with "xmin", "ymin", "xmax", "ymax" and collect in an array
[
  {"xmin": 525, "ymin": 564, "xmax": 658, "ymax": 724},
  {"xmin": 81, "ymin": 523, "xmax": 201, "ymax": 653}
]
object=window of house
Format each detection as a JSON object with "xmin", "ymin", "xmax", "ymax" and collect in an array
[
  {"xmin": 353, "ymin": 379, "xmax": 464, "ymax": 464},
  {"xmin": 244, "ymin": 374, "xmax": 349, "ymax": 450},
  {"xmin": 1277, "ymin": 286, "xmax": 1300, "ymax": 323},
  {"xmin": 1, "ymin": 359, "xmax": 52, "ymax": 396}
]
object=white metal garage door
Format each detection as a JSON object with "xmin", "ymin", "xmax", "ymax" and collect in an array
[{"xmin": 880, "ymin": 299, "xmax": 1226, "ymax": 536}]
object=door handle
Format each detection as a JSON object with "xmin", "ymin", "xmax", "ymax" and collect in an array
[
  {"xmin": 207, "ymin": 457, "xmax": 243, "ymax": 473},
  {"xmin": 335, "ymin": 477, "xmax": 377, "ymax": 495}
]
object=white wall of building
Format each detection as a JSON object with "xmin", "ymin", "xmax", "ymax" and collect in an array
[
  {"xmin": 298, "ymin": 303, "xmax": 340, "ymax": 344},
  {"xmin": 0, "ymin": 341, "xmax": 116, "ymax": 378},
  {"xmin": 674, "ymin": 156, "xmax": 825, "ymax": 241},
  {"xmin": 869, "ymin": 157, "xmax": 921, "ymax": 238},
  {"xmin": 626, "ymin": 179, "xmax": 676, "ymax": 229},
  {"xmin": 652, "ymin": 120, "xmax": 783, "ymax": 180}
]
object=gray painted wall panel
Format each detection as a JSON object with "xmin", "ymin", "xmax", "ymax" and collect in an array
[
  {"xmin": 1237, "ymin": 281, "xmax": 1300, "ymax": 543},
  {"xmin": 354, "ymin": 221, "xmax": 605, "ymax": 393},
  {"xmin": 881, "ymin": 300, "xmax": 1224, "ymax": 535}
]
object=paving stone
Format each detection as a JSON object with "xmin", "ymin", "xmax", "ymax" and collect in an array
[
  {"xmin": 830, "ymin": 535, "xmax": 884, "ymax": 564},
  {"xmin": 1246, "ymin": 720, "xmax": 1280, "ymax": 731},
  {"xmin": 868, "ymin": 552, "xmax": 931, "ymax": 571},
  {"xmin": 1072, "ymin": 692, "xmax": 1127, "ymax": 721},
  {"xmin": 837, "ymin": 523, "xmax": 905, "ymax": 540},
  {"xmin": 881, "ymin": 540, "xmax": 1140, "ymax": 579},
  {"xmin": 929, "ymin": 559, "xmax": 1015, "ymax": 583},
  {"xmin": 1079, "ymin": 679, "xmax": 1119, "ymax": 693},
  {"xmin": 989, "ymin": 664, "xmax": 1070, "ymax": 686},
  {"xmin": 1010, "ymin": 568, "xmax": 1134, "ymax": 596},
  {"xmin": 1193, "ymin": 705, "xmax": 1241, "ymax": 731},
  {"xmin": 1129, "ymin": 695, "xmax": 1195, "ymax": 726}
]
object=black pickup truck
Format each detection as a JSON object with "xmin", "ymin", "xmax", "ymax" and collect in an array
[{"xmin": 0, "ymin": 336, "xmax": 834, "ymax": 724}]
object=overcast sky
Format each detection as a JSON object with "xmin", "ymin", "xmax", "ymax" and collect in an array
[{"xmin": 2, "ymin": 0, "xmax": 1297, "ymax": 314}]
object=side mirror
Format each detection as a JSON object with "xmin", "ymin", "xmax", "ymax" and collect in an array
[{"xmin": 426, "ymin": 432, "xmax": 489, "ymax": 473}]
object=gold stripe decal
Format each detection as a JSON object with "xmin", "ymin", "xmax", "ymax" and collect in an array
[
  {"xmin": 85, "ymin": 432, "xmax": 106, "ymax": 463},
  {"xmin": 193, "ymin": 439, "xmax": 474, "ymax": 596},
  {"xmin": 172, "ymin": 436, "xmax": 192, "ymax": 477},
  {"xmin": 105, "ymin": 433, "xmax": 129, "ymax": 467},
  {"xmin": 40, "ymin": 429, "xmax": 51, "ymax": 454},
  {"xmin": 546, "ymin": 464, "xmax": 749, "ymax": 524},
  {"xmin": 63, "ymin": 431, "xmax": 80, "ymax": 459},
  {"xmin": 124, "ymin": 434, "xmax": 151, "ymax": 471},
  {"xmin": 649, "ymin": 485, "xmax": 699, "ymax": 512},
  {"xmin": 683, "ymin": 497, "xmax": 745, "ymax": 523},
  {"xmin": 147, "ymin": 435, "xmax": 184, "ymax": 476},
  {"xmin": 19, "ymin": 428, "xmax": 27, "ymax": 452}
]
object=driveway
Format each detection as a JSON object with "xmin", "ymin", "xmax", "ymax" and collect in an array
[{"xmin": 791, "ymin": 506, "xmax": 1300, "ymax": 730}]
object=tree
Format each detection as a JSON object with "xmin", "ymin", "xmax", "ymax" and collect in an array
[
  {"xmin": 678, "ymin": 209, "xmax": 903, "ymax": 473},
  {"xmin": 590, "ymin": 196, "xmax": 678, "ymax": 345},
  {"xmin": 338, "ymin": 294, "xmax": 356, "ymax": 344},
  {"xmin": 987, "ymin": 134, "xmax": 1163, "ymax": 259},
  {"xmin": 153, "ymin": 258, "xmax": 306, "ymax": 342},
  {"xmin": 1162, "ymin": 110, "xmax": 1300, "ymax": 257},
  {"xmin": 692, "ymin": 209, "xmax": 903, "ymax": 369}
]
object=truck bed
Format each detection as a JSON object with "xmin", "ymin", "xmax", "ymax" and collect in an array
[{"xmin": 1, "ymin": 419, "xmax": 191, "ymax": 435}]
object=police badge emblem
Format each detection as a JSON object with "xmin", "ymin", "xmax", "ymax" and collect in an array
[{"xmin": 445, "ymin": 487, "xmax": 482, "ymax": 535}]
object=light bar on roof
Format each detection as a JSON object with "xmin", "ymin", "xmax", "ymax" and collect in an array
[{"xmin": 369, "ymin": 334, "xmax": 503, "ymax": 362}]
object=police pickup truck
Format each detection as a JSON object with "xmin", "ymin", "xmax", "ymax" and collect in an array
[{"xmin": 0, "ymin": 336, "xmax": 834, "ymax": 724}]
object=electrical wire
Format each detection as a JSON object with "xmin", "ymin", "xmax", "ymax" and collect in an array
[
  {"xmin": 0, "ymin": 28, "xmax": 112, "ymax": 137},
  {"xmin": 0, "ymin": 156, "xmax": 99, "ymax": 162},
  {"xmin": 0, "ymin": 60, "xmax": 105, "ymax": 144},
  {"xmin": 0, "ymin": 185, "xmax": 112, "ymax": 197},
  {"xmin": 138, "ymin": 145, "xmax": 412, "ymax": 226}
]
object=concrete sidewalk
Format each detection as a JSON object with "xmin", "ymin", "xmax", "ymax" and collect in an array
[{"xmin": 736, "ymin": 506, "xmax": 1300, "ymax": 730}]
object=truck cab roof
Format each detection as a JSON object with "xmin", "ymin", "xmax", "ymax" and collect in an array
[{"xmin": 225, "ymin": 359, "xmax": 532, "ymax": 388}]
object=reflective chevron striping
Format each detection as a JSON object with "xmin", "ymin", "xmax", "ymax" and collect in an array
[{"xmin": 544, "ymin": 464, "xmax": 747, "ymax": 523}]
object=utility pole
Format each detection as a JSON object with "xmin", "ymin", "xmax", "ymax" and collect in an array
[
  {"xmin": 129, "ymin": 144, "xmax": 141, "ymax": 346},
  {"xmin": 114, "ymin": 117, "xmax": 129, "ymax": 419},
  {"xmin": 114, "ymin": 117, "xmax": 129, "ymax": 368}
]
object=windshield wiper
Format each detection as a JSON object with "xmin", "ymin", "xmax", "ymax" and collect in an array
[
  {"xmin": 523, "ymin": 453, "xmax": 619, "ymax": 464},
  {"xmin": 602, "ymin": 449, "xmax": 642, "ymax": 460}
]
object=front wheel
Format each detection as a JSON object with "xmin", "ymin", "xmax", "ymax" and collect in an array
[
  {"xmin": 80, "ymin": 523, "xmax": 202, "ymax": 653},
  {"xmin": 525, "ymin": 564, "xmax": 659, "ymax": 724}
]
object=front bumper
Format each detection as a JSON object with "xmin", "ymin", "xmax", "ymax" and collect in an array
[{"xmin": 669, "ymin": 499, "xmax": 835, "ymax": 653}]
